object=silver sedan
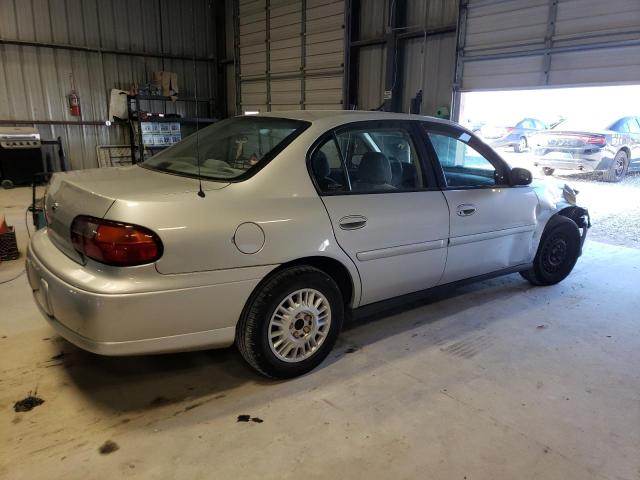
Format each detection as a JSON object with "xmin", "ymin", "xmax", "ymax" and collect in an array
[{"xmin": 27, "ymin": 111, "xmax": 590, "ymax": 378}]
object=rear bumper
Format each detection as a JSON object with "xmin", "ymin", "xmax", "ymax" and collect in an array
[
  {"xmin": 532, "ymin": 149, "xmax": 610, "ymax": 172},
  {"xmin": 26, "ymin": 229, "xmax": 269, "ymax": 355}
]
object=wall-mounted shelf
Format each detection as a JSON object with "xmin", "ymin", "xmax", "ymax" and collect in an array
[{"xmin": 126, "ymin": 95, "xmax": 218, "ymax": 164}]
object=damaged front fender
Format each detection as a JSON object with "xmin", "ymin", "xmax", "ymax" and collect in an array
[{"xmin": 530, "ymin": 179, "xmax": 591, "ymax": 258}]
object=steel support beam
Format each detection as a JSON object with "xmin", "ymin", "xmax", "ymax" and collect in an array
[
  {"xmin": 383, "ymin": 0, "xmax": 405, "ymax": 112},
  {"xmin": 451, "ymin": 0, "xmax": 469, "ymax": 121},
  {"xmin": 345, "ymin": 0, "xmax": 361, "ymax": 109},
  {"xmin": 233, "ymin": 0, "xmax": 242, "ymax": 114},
  {"xmin": 0, "ymin": 38, "xmax": 214, "ymax": 63},
  {"xmin": 543, "ymin": 0, "xmax": 559, "ymax": 85}
]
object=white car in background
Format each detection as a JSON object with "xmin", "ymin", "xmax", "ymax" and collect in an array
[{"xmin": 27, "ymin": 111, "xmax": 590, "ymax": 378}]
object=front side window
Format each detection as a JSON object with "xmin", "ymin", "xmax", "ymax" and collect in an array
[
  {"xmin": 427, "ymin": 131, "xmax": 501, "ymax": 188},
  {"xmin": 143, "ymin": 116, "xmax": 309, "ymax": 181},
  {"xmin": 310, "ymin": 125, "xmax": 425, "ymax": 194}
]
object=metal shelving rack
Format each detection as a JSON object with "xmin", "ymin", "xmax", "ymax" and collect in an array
[{"xmin": 126, "ymin": 95, "xmax": 217, "ymax": 164}]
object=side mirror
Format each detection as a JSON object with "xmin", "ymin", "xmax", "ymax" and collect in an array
[{"xmin": 510, "ymin": 167, "xmax": 532, "ymax": 186}]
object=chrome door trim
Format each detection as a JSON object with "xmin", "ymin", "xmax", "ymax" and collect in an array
[
  {"xmin": 449, "ymin": 225, "xmax": 536, "ymax": 247},
  {"xmin": 356, "ymin": 239, "xmax": 446, "ymax": 262}
]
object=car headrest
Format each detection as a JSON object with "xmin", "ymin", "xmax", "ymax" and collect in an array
[
  {"xmin": 389, "ymin": 158, "xmax": 402, "ymax": 185},
  {"xmin": 358, "ymin": 152, "xmax": 392, "ymax": 184},
  {"xmin": 311, "ymin": 150, "xmax": 330, "ymax": 179}
]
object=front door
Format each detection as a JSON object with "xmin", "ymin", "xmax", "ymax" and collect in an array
[
  {"xmin": 422, "ymin": 122, "xmax": 539, "ymax": 284},
  {"xmin": 309, "ymin": 121, "xmax": 450, "ymax": 306}
]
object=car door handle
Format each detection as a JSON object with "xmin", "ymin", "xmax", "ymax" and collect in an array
[
  {"xmin": 456, "ymin": 204, "xmax": 476, "ymax": 217},
  {"xmin": 339, "ymin": 215, "xmax": 367, "ymax": 230}
]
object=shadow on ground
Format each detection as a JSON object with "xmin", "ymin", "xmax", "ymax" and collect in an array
[{"xmin": 52, "ymin": 272, "xmax": 567, "ymax": 414}]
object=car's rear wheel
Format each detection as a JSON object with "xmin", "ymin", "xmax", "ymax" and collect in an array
[
  {"xmin": 236, "ymin": 265, "xmax": 343, "ymax": 378},
  {"xmin": 520, "ymin": 215, "xmax": 581, "ymax": 286},
  {"xmin": 602, "ymin": 150, "xmax": 628, "ymax": 183},
  {"xmin": 542, "ymin": 167, "xmax": 555, "ymax": 176},
  {"xmin": 514, "ymin": 136, "xmax": 527, "ymax": 153}
]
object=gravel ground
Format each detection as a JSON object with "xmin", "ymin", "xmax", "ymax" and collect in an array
[{"xmin": 501, "ymin": 149, "xmax": 640, "ymax": 249}]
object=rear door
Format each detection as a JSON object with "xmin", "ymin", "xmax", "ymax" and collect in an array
[
  {"xmin": 309, "ymin": 120, "xmax": 450, "ymax": 306},
  {"xmin": 420, "ymin": 122, "xmax": 539, "ymax": 284}
]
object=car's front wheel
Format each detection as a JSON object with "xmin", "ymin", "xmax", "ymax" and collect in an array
[
  {"xmin": 236, "ymin": 266, "xmax": 344, "ymax": 378},
  {"xmin": 520, "ymin": 215, "xmax": 581, "ymax": 286}
]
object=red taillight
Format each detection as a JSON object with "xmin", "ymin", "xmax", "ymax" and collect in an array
[
  {"xmin": 506, "ymin": 127, "xmax": 514, "ymax": 133},
  {"xmin": 583, "ymin": 135, "xmax": 606, "ymax": 145},
  {"xmin": 70, "ymin": 215, "xmax": 163, "ymax": 266}
]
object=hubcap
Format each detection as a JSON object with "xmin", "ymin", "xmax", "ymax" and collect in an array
[
  {"xmin": 519, "ymin": 138, "xmax": 527, "ymax": 151},
  {"xmin": 268, "ymin": 288, "xmax": 331, "ymax": 363},
  {"xmin": 541, "ymin": 234, "xmax": 568, "ymax": 273},
  {"xmin": 614, "ymin": 156, "xmax": 625, "ymax": 177}
]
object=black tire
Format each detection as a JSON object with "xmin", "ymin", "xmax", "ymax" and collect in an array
[
  {"xmin": 520, "ymin": 215, "xmax": 581, "ymax": 286},
  {"xmin": 514, "ymin": 136, "xmax": 527, "ymax": 153},
  {"xmin": 542, "ymin": 167, "xmax": 555, "ymax": 176},
  {"xmin": 602, "ymin": 150, "xmax": 628, "ymax": 183},
  {"xmin": 1, "ymin": 179, "xmax": 14, "ymax": 189},
  {"xmin": 236, "ymin": 265, "xmax": 344, "ymax": 378}
]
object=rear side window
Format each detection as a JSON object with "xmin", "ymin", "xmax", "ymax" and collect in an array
[
  {"xmin": 626, "ymin": 119, "xmax": 640, "ymax": 133},
  {"xmin": 309, "ymin": 137, "xmax": 349, "ymax": 193},
  {"xmin": 309, "ymin": 125, "xmax": 425, "ymax": 194},
  {"xmin": 612, "ymin": 119, "xmax": 629, "ymax": 133}
]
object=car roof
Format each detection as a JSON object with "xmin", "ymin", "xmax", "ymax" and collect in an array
[{"xmin": 247, "ymin": 110, "xmax": 459, "ymax": 130}]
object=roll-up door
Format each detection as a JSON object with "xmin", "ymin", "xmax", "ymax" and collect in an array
[
  {"xmin": 455, "ymin": 0, "xmax": 640, "ymax": 94},
  {"xmin": 236, "ymin": 0, "xmax": 345, "ymax": 113}
]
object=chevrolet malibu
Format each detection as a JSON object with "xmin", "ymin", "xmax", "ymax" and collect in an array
[{"xmin": 27, "ymin": 111, "xmax": 590, "ymax": 378}]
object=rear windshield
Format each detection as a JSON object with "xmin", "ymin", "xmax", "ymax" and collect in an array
[{"xmin": 143, "ymin": 116, "xmax": 309, "ymax": 181}]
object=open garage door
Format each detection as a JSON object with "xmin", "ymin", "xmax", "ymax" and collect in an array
[
  {"xmin": 453, "ymin": 0, "xmax": 640, "ymax": 117},
  {"xmin": 235, "ymin": 0, "xmax": 345, "ymax": 113}
]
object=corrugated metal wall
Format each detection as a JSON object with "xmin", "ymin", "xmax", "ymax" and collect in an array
[
  {"xmin": 0, "ymin": 0, "xmax": 216, "ymax": 170},
  {"xmin": 236, "ymin": 0, "xmax": 345, "ymax": 113},
  {"xmin": 356, "ymin": 0, "xmax": 457, "ymax": 115}
]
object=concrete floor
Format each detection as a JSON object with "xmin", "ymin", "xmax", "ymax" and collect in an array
[{"xmin": 1, "ymin": 186, "xmax": 639, "ymax": 480}]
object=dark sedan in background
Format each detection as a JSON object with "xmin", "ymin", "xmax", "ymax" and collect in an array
[
  {"xmin": 484, "ymin": 118, "xmax": 548, "ymax": 153},
  {"xmin": 531, "ymin": 116, "xmax": 640, "ymax": 182}
]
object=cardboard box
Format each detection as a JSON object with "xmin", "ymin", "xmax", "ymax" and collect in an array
[
  {"xmin": 170, "ymin": 122, "xmax": 181, "ymax": 133},
  {"xmin": 141, "ymin": 122, "xmax": 154, "ymax": 133},
  {"xmin": 153, "ymin": 71, "xmax": 179, "ymax": 98},
  {"xmin": 159, "ymin": 123, "xmax": 172, "ymax": 134}
]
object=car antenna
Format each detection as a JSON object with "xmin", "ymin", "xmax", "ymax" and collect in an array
[{"xmin": 192, "ymin": 5, "xmax": 205, "ymax": 198}]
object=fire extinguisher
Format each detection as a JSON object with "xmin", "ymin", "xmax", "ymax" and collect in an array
[{"xmin": 68, "ymin": 73, "xmax": 81, "ymax": 117}]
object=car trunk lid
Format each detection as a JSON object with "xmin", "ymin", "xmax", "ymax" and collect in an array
[
  {"xmin": 45, "ymin": 166, "xmax": 228, "ymax": 264},
  {"xmin": 533, "ymin": 130, "xmax": 607, "ymax": 149}
]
